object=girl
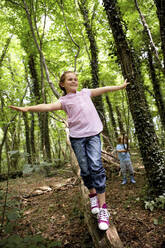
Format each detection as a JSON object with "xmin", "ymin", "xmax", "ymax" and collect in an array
[
  {"xmin": 9, "ymin": 71, "xmax": 128, "ymax": 231},
  {"xmin": 116, "ymin": 135, "xmax": 136, "ymax": 185}
]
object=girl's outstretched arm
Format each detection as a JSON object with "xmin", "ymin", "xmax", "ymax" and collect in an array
[
  {"xmin": 9, "ymin": 101, "xmax": 62, "ymax": 112},
  {"xmin": 90, "ymin": 79, "xmax": 129, "ymax": 97}
]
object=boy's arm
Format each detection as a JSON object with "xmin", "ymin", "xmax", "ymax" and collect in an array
[
  {"xmin": 9, "ymin": 101, "xmax": 62, "ymax": 112},
  {"xmin": 90, "ymin": 79, "xmax": 128, "ymax": 97}
]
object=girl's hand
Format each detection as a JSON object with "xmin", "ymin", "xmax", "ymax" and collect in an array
[
  {"xmin": 9, "ymin": 106, "xmax": 28, "ymax": 112},
  {"xmin": 122, "ymin": 79, "xmax": 129, "ymax": 89}
]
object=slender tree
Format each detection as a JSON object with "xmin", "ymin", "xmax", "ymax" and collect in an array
[
  {"xmin": 134, "ymin": 0, "xmax": 165, "ymax": 129},
  {"xmin": 106, "ymin": 95, "xmax": 118, "ymax": 140},
  {"xmin": 154, "ymin": 0, "xmax": 165, "ymax": 69},
  {"xmin": 22, "ymin": 112, "xmax": 32, "ymax": 164},
  {"xmin": 0, "ymin": 37, "xmax": 13, "ymax": 171},
  {"xmin": 116, "ymin": 106, "xmax": 125, "ymax": 135},
  {"xmin": 134, "ymin": 0, "xmax": 164, "ymax": 74},
  {"xmin": 147, "ymin": 47, "xmax": 165, "ymax": 129},
  {"xmin": 78, "ymin": 0, "xmax": 110, "ymax": 142},
  {"xmin": 0, "ymin": 36, "xmax": 12, "ymax": 67}
]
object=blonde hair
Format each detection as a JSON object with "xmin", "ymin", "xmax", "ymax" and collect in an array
[{"xmin": 59, "ymin": 71, "xmax": 76, "ymax": 95}]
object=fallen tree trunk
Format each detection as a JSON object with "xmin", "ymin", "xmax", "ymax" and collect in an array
[
  {"xmin": 101, "ymin": 150, "xmax": 120, "ymax": 167},
  {"xmin": 80, "ymin": 180, "xmax": 124, "ymax": 248},
  {"xmin": 0, "ymin": 171, "xmax": 23, "ymax": 181},
  {"xmin": 65, "ymin": 128, "xmax": 124, "ymax": 248}
]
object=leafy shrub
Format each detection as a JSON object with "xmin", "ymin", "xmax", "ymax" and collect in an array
[{"xmin": 144, "ymin": 194, "xmax": 165, "ymax": 211}]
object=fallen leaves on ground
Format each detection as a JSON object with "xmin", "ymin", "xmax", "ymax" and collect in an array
[{"xmin": 0, "ymin": 164, "xmax": 165, "ymax": 248}]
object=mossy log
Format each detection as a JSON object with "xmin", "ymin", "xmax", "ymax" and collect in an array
[{"xmin": 0, "ymin": 171, "xmax": 23, "ymax": 181}]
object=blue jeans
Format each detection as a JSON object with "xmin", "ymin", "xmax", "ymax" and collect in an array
[
  {"xmin": 70, "ymin": 134, "xmax": 106, "ymax": 194},
  {"xmin": 120, "ymin": 160, "xmax": 134, "ymax": 178}
]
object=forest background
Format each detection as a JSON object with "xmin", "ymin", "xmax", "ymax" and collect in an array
[{"xmin": 0, "ymin": 0, "xmax": 165, "ymax": 246}]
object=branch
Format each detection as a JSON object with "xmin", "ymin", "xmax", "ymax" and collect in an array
[
  {"xmin": 134, "ymin": 0, "xmax": 165, "ymax": 74},
  {"xmin": 0, "ymin": 35, "xmax": 13, "ymax": 67},
  {"xmin": 91, "ymin": 2, "xmax": 99, "ymax": 26},
  {"xmin": 59, "ymin": 0, "xmax": 80, "ymax": 71},
  {"xmin": 0, "ymin": 84, "xmax": 28, "ymax": 161},
  {"xmin": 101, "ymin": 150, "xmax": 119, "ymax": 163},
  {"xmin": 32, "ymin": 0, "xmax": 41, "ymax": 41},
  {"xmin": 74, "ymin": 0, "xmax": 91, "ymax": 61},
  {"xmin": 6, "ymin": 0, "xmax": 24, "ymax": 9},
  {"xmin": 49, "ymin": 114, "xmax": 65, "ymax": 123},
  {"xmin": 22, "ymin": 0, "xmax": 60, "ymax": 99}
]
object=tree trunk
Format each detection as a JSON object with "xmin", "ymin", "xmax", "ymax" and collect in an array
[
  {"xmin": 78, "ymin": 0, "xmax": 110, "ymax": 144},
  {"xmin": 0, "ymin": 36, "xmax": 12, "ymax": 67},
  {"xmin": 134, "ymin": 0, "xmax": 165, "ymax": 129},
  {"xmin": 43, "ymin": 112, "xmax": 52, "ymax": 162},
  {"xmin": 0, "ymin": 36, "xmax": 12, "ymax": 172},
  {"xmin": 40, "ymin": 42, "xmax": 52, "ymax": 162},
  {"xmin": 0, "ymin": 171, "xmax": 22, "ymax": 182},
  {"xmin": 116, "ymin": 106, "xmax": 125, "ymax": 135},
  {"xmin": 0, "ymin": 124, "xmax": 9, "ymax": 173},
  {"xmin": 23, "ymin": 0, "xmax": 60, "ymax": 98},
  {"xmin": 81, "ymin": 185, "xmax": 123, "ymax": 248},
  {"xmin": 134, "ymin": 0, "xmax": 164, "ymax": 74},
  {"xmin": 147, "ymin": 47, "xmax": 165, "ymax": 129},
  {"xmin": 106, "ymin": 95, "xmax": 118, "ymax": 140},
  {"xmin": 7, "ymin": 123, "xmax": 20, "ymax": 170},
  {"xmin": 103, "ymin": 0, "xmax": 165, "ymax": 197},
  {"xmin": 30, "ymin": 112, "xmax": 36, "ymax": 163},
  {"xmin": 28, "ymin": 55, "xmax": 52, "ymax": 161},
  {"xmin": 65, "ymin": 127, "xmax": 123, "ymax": 248},
  {"xmin": 154, "ymin": 0, "xmax": 165, "ymax": 69},
  {"xmin": 23, "ymin": 112, "xmax": 32, "ymax": 164},
  {"xmin": 28, "ymin": 54, "xmax": 44, "ymax": 157}
]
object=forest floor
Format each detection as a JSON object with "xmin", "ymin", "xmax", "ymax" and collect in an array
[{"xmin": 0, "ymin": 157, "xmax": 165, "ymax": 248}]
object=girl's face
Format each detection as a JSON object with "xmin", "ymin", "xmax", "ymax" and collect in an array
[{"xmin": 60, "ymin": 72, "xmax": 78, "ymax": 94}]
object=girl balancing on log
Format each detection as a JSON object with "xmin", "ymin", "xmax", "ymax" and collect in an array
[{"xmin": 9, "ymin": 71, "xmax": 128, "ymax": 231}]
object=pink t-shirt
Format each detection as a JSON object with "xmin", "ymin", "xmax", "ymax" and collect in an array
[{"xmin": 59, "ymin": 89, "xmax": 103, "ymax": 138}]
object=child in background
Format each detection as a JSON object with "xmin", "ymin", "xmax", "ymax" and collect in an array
[
  {"xmin": 9, "ymin": 71, "xmax": 128, "ymax": 231},
  {"xmin": 116, "ymin": 135, "xmax": 136, "ymax": 185}
]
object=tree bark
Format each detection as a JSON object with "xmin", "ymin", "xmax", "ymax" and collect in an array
[
  {"xmin": 0, "ymin": 36, "xmax": 12, "ymax": 67},
  {"xmin": 23, "ymin": 112, "xmax": 32, "ymax": 164},
  {"xmin": 147, "ymin": 47, "xmax": 165, "ymax": 129},
  {"xmin": 154, "ymin": 0, "xmax": 165, "ymax": 69},
  {"xmin": 134, "ymin": 0, "xmax": 165, "ymax": 129},
  {"xmin": 22, "ymin": 0, "xmax": 60, "ymax": 98},
  {"xmin": 28, "ymin": 55, "xmax": 52, "ymax": 161},
  {"xmin": 30, "ymin": 112, "xmax": 36, "ymax": 162},
  {"xmin": 43, "ymin": 112, "xmax": 52, "ymax": 162},
  {"xmin": 80, "ymin": 183, "xmax": 123, "ymax": 248},
  {"xmin": 102, "ymin": 0, "xmax": 165, "ymax": 197},
  {"xmin": 59, "ymin": 0, "xmax": 80, "ymax": 72},
  {"xmin": 78, "ymin": 0, "xmax": 110, "ymax": 144},
  {"xmin": 0, "ymin": 171, "xmax": 23, "ymax": 182},
  {"xmin": 116, "ymin": 106, "xmax": 125, "ymax": 135},
  {"xmin": 106, "ymin": 95, "xmax": 118, "ymax": 140},
  {"xmin": 134, "ymin": 0, "xmax": 164, "ymax": 74}
]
